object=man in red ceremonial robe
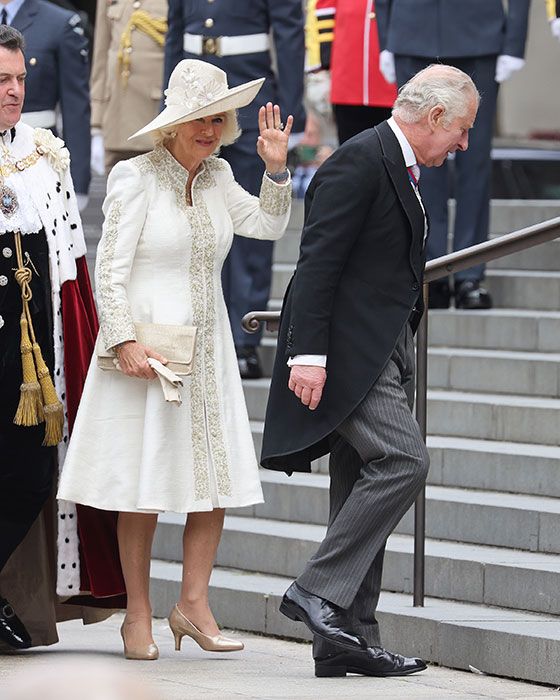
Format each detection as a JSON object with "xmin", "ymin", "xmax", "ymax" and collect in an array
[{"xmin": 0, "ymin": 24, "xmax": 124, "ymax": 650}]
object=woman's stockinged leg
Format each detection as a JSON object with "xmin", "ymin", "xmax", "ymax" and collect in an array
[
  {"xmin": 179, "ymin": 508, "xmax": 225, "ymax": 636},
  {"xmin": 118, "ymin": 511, "xmax": 159, "ymax": 647}
]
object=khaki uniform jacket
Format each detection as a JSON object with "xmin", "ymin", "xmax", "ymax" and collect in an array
[{"xmin": 90, "ymin": 0, "xmax": 167, "ymax": 153}]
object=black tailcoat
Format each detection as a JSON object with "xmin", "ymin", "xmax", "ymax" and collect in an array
[{"xmin": 261, "ymin": 121, "xmax": 426, "ymax": 473}]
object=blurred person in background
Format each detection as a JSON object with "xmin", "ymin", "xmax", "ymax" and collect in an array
[
  {"xmin": 0, "ymin": 25, "xmax": 123, "ymax": 653},
  {"xmin": 5, "ymin": 0, "xmax": 92, "ymax": 208},
  {"xmin": 90, "ymin": 0, "xmax": 167, "ymax": 174},
  {"xmin": 546, "ymin": 0, "xmax": 560, "ymax": 40},
  {"xmin": 306, "ymin": 0, "xmax": 397, "ymax": 145},
  {"xmin": 376, "ymin": 0, "xmax": 530, "ymax": 310},
  {"xmin": 5, "ymin": 662, "xmax": 157, "ymax": 700},
  {"xmin": 163, "ymin": 0, "xmax": 306, "ymax": 379},
  {"xmin": 58, "ymin": 59, "xmax": 293, "ymax": 661}
]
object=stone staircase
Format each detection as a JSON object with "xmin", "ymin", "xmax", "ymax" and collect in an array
[{"xmin": 82, "ymin": 184, "xmax": 560, "ymax": 685}]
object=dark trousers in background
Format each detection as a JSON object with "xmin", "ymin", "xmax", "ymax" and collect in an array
[
  {"xmin": 294, "ymin": 324, "xmax": 429, "ymax": 658},
  {"xmin": 333, "ymin": 104, "xmax": 393, "ymax": 145},
  {"xmin": 221, "ymin": 129, "xmax": 272, "ymax": 348},
  {"xmin": 395, "ymin": 55, "xmax": 498, "ymax": 282}
]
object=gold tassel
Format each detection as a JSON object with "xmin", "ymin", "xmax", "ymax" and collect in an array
[
  {"xmin": 33, "ymin": 341, "xmax": 64, "ymax": 446},
  {"xmin": 13, "ymin": 310, "xmax": 44, "ymax": 426},
  {"xmin": 12, "ymin": 231, "xmax": 63, "ymax": 446}
]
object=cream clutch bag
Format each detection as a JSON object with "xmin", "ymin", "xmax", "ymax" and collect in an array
[{"xmin": 97, "ymin": 322, "xmax": 198, "ymax": 376}]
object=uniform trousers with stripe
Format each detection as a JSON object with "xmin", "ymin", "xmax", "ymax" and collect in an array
[{"xmin": 295, "ymin": 323, "xmax": 430, "ymax": 658}]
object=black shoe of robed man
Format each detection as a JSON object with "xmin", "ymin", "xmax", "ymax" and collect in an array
[
  {"xmin": 279, "ymin": 582, "xmax": 367, "ymax": 652},
  {"xmin": 0, "ymin": 598, "xmax": 32, "ymax": 649},
  {"xmin": 314, "ymin": 646, "xmax": 427, "ymax": 677}
]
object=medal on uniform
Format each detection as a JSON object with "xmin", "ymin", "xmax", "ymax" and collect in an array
[{"xmin": 0, "ymin": 183, "xmax": 18, "ymax": 217}]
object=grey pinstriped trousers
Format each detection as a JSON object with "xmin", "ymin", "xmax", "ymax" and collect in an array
[{"xmin": 296, "ymin": 323, "xmax": 430, "ymax": 658}]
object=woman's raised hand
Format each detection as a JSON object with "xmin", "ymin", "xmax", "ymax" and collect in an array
[
  {"xmin": 115, "ymin": 341, "xmax": 168, "ymax": 380},
  {"xmin": 257, "ymin": 102, "xmax": 293, "ymax": 175}
]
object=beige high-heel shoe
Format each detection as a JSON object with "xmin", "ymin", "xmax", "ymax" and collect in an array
[
  {"xmin": 168, "ymin": 604, "xmax": 244, "ymax": 652},
  {"xmin": 120, "ymin": 622, "xmax": 159, "ymax": 661}
]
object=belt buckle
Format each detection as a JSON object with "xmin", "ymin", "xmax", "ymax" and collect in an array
[{"xmin": 202, "ymin": 36, "xmax": 221, "ymax": 57}]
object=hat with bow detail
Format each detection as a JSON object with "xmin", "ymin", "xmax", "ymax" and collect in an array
[{"xmin": 129, "ymin": 59, "xmax": 265, "ymax": 140}]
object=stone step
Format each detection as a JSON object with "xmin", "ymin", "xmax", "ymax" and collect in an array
[
  {"xmin": 270, "ymin": 263, "xmax": 560, "ymax": 312},
  {"xmin": 489, "ymin": 234, "xmax": 560, "ymax": 271},
  {"xmin": 243, "ymin": 380, "xmax": 560, "ymax": 447},
  {"xmin": 249, "ymin": 423, "xmax": 560, "ymax": 499},
  {"xmin": 150, "ymin": 562, "xmax": 560, "ymax": 686},
  {"xmin": 153, "ymin": 514, "xmax": 560, "ymax": 616},
  {"xmin": 230, "ymin": 470, "xmax": 560, "ymax": 554},
  {"xmin": 485, "ymin": 269, "xmax": 560, "ymax": 311},
  {"xmin": 257, "ymin": 339, "xmax": 560, "ymax": 397},
  {"xmin": 428, "ymin": 308, "xmax": 560, "ymax": 353}
]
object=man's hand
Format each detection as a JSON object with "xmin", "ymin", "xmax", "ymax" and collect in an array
[{"xmin": 288, "ymin": 365, "xmax": 327, "ymax": 411}]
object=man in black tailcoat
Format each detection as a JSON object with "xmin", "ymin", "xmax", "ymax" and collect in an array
[{"xmin": 261, "ymin": 64, "xmax": 480, "ymax": 678}]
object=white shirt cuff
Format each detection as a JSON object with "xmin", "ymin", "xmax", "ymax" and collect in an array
[{"xmin": 287, "ymin": 354, "xmax": 327, "ymax": 368}]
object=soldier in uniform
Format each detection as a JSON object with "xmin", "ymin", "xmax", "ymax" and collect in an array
[
  {"xmin": 164, "ymin": 0, "xmax": 306, "ymax": 378},
  {"xmin": 306, "ymin": 0, "xmax": 397, "ymax": 144},
  {"xmin": 90, "ymin": 0, "xmax": 167, "ymax": 172},
  {"xmin": 376, "ymin": 0, "xmax": 530, "ymax": 309},
  {"xmin": 5, "ymin": 0, "xmax": 91, "ymax": 207}
]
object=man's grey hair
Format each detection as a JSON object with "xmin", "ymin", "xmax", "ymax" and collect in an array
[
  {"xmin": 392, "ymin": 64, "xmax": 479, "ymax": 126},
  {"xmin": 152, "ymin": 109, "xmax": 241, "ymax": 150},
  {"xmin": 0, "ymin": 25, "xmax": 25, "ymax": 52}
]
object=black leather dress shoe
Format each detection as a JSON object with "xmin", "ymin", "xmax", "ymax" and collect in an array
[
  {"xmin": 280, "ymin": 582, "xmax": 367, "ymax": 651},
  {"xmin": 455, "ymin": 280, "xmax": 493, "ymax": 310},
  {"xmin": 236, "ymin": 345, "xmax": 262, "ymax": 379},
  {"xmin": 315, "ymin": 646, "xmax": 427, "ymax": 677},
  {"xmin": 428, "ymin": 280, "xmax": 450, "ymax": 309},
  {"xmin": 0, "ymin": 598, "xmax": 31, "ymax": 649}
]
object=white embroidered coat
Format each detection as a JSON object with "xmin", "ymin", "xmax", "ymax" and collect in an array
[{"xmin": 58, "ymin": 146, "xmax": 291, "ymax": 513}]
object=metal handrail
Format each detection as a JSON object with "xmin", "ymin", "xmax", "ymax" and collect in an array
[{"xmin": 242, "ymin": 215, "xmax": 560, "ymax": 607}]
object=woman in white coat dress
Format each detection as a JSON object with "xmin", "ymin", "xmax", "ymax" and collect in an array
[{"xmin": 58, "ymin": 59, "xmax": 294, "ymax": 660}]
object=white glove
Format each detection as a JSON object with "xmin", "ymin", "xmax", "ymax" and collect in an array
[
  {"xmin": 495, "ymin": 55, "xmax": 525, "ymax": 83},
  {"xmin": 75, "ymin": 193, "xmax": 89, "ymax": 211},
  {"xmin": 379, "ymin": 50, "xmax": 397, "ymax": 85},
  {"xmin": 90, "ymin": 129, "xmax": 105, "ymax": 176},
  {"xmin": 551, "ymin": 18, "xmax": 560, "ymax": 41}
]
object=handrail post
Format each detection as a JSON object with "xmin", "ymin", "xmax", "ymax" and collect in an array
[{"xmin": 413, "ymin": 283, "xmax": 429, "ymax": 607}]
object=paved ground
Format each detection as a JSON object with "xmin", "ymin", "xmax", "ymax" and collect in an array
[{"xmin": 0, "ymin": 615, "xmax": 558, "ymax": 699}]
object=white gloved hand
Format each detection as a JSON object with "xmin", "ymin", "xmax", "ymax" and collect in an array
[
  {"xmin": 495, "ymin": 55, "xmax": 525, "ymax": 83},
  {"xmin": 75, "ymin": 193, "xmax": 89, "ymax": 211},
  {"xmin": 551, "ymin": 18, "xmax": 560, "ymax": 41},
  {"xmin": 90, "ymin": 130, "xmax": 105, "ymax": 176},
  {"xmin": 379, "ymin": 50, "xmax": 397, "ymax": 85}
]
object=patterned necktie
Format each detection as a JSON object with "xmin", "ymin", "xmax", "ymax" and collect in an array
[
  {"xmin": 1, "ymin": 8, "xmax": 8, "ymax": 24},
  {"xmin": 407, "ymin": 164, "xmax": 420, "ymax": 188}
]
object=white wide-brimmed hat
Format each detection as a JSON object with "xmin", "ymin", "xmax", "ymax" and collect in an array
[{"xmin": 129, "ymin": 59, "xmax": 265, "ymax": 140}]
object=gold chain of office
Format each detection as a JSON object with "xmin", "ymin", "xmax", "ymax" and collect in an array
[{"xmin": 0, "ymin": 142, "xmax": 43, "ymax": 179}]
